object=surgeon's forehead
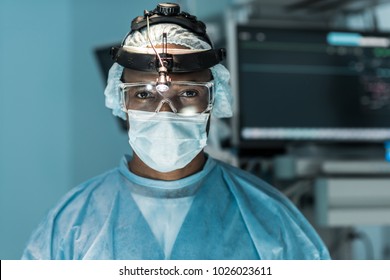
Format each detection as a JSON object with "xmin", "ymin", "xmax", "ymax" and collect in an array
[{"xmin": 122, "ymin": 68, "xmax": 212, "ymax": 83}]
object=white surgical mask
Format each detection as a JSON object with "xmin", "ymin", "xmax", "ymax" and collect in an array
[{"xmin": 127, "ymin": 110, "xmax": 209, "ymax": 172}]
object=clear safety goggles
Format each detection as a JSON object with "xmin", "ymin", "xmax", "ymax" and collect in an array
[{"xmin": 119, "ymin": 81, "xmax": 214, "ymax": 115}]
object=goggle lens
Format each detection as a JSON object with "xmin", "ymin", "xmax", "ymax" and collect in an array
[{"xmin": 120, "ymin": 81, "xmax": 214, "ymax": 115}]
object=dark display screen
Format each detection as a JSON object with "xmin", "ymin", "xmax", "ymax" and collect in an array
[{"xmin": 237, "ymin": 25, "xmax": 390, "ymax": 143}]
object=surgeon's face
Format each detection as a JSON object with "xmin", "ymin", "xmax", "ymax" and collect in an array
[{"xmin": 123, "ymin": 45, "xmax": 212, "ymax": 180}]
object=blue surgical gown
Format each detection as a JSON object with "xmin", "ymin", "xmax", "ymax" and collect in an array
[{"xmin": 21, "ymin": 155, "xmax": 330, "ymax": 259}]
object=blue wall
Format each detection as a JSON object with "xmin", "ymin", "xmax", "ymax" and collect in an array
[
  {"xmin": 0, "ymin": 0, "xmax": 233, "ymax": 259},
  {"xmin": 0, "ymin": 0, "xmax": 72, "ymax": 260}
]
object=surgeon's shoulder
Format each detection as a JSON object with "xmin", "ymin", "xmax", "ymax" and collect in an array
[
  {"xmin": 213, "ymin": 157, "xmax": 306, "ymax": 222},
  {"xmin": 34, "ymin": 168, "xmax": 123, "ymax": 233},
  {"xmin": 212, "ymin": 158, "xmax": 309, "ymax": 216},
  {"xmin": 21, "ymin": 167, "xmax": 126, "ymax": 259},
  {"xmin": 212, "ymin": 158, "xmax": 283, "ymax": 198},
  {"xmin": 212, "ymin": 158, "xmax": 331, "ymax": 260},
  {"xmin": 46, "ymin": 167, "xmax": 125, "ymax": 223}
]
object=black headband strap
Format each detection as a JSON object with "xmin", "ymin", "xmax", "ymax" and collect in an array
[{"xmin": 111, "ymin": 46, "xmax": 226, "ymax": 72}]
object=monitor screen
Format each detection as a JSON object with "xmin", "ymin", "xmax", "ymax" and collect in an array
[{"xmin": 234, "ymin": 25, "xmax": 390, "ymax": 146}]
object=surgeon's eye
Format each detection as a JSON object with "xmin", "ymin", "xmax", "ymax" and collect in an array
[
  {"xmin": 180, "ymin": 90, "xmax": 198, "ymax": 98},
  {"xmin": 135, "ymin": 91, "xmax": 154, "ymax": 99}
]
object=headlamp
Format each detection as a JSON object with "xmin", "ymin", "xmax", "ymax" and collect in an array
[
  {"xmin": 156, "ymin": 66, "xmax": 170, "ymax": 92},
  {"xmin": 110, "ymin": 3, "xmax": 226, "ymax": 74}
]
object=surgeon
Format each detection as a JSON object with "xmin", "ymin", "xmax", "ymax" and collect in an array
[{"xmin": 22, "ymin": 3, "xmax": 330, "ymax": 260}]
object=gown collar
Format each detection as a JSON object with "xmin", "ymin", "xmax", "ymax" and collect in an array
[{"xmin": 119, "ymin": 154, "xmax": 217, "ymax": 198}]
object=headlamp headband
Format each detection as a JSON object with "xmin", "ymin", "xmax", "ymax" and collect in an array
[{"xmin": 110, "ymin": 2, "xmax": 226, "ymax": 73}]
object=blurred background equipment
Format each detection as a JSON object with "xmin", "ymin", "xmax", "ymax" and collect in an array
[{"xmin": 225, "ymin": 0, "xmax": 390, "ymax": 260}]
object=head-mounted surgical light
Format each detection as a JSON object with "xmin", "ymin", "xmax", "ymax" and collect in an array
[
  {"xmin": 110, "ymin": 3, "xmax": 226, "ymax": 75},
  {"xmin": 151, "ymin": 31, "xmax": 171, "ymax": 92}
]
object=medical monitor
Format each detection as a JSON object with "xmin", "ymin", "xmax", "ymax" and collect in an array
[{"xmin": 229, "ymin": 24, "xmax": 390, "ymax": 149}]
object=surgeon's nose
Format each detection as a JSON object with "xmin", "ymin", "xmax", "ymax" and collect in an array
[
  {"xmin": 156, "ymin": 99, "xmax": 177, "ymax": 113},
  {"xmin": 160, "ymin": 103, "xmax": 173, "ymax": 112}
]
